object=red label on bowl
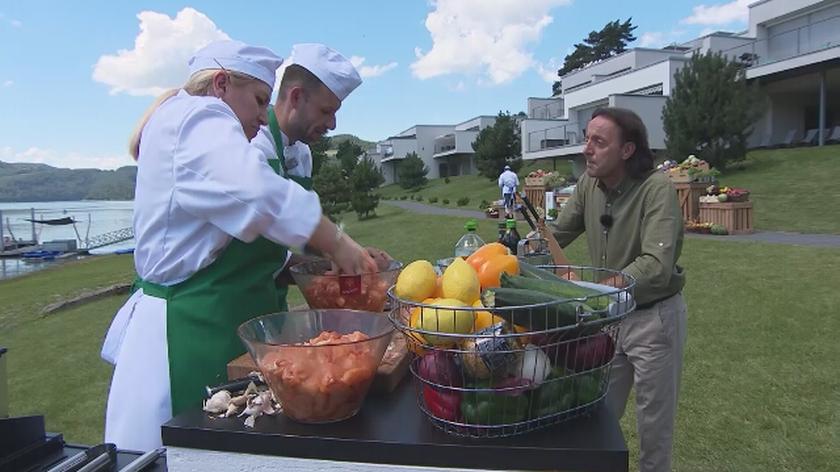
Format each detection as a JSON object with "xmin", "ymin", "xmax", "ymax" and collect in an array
[{"xmin": 339, "ymin": 275, "xmax": 362, "ymax": 295}]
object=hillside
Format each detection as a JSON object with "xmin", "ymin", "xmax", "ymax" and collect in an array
[
  {"xmin": 0, "ymin": 162, "xmax": 137, "ymax": 202},
  {"xmin": 329, "ymin": 134, "xmax": 376, "ymax": 150}
]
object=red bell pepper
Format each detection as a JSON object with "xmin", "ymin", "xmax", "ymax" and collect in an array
[{"xmin": 423, "ymin": 385, "xmax": 461, "ymax": 421}]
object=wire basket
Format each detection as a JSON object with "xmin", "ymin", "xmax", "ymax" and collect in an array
[{"xmin": 388, "ymin": 265, "xmax": 635, "ymax": 438}]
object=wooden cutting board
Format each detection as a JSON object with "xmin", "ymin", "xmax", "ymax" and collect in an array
[{"xmin": 226, "ymin": 332, "xmax": 411, "ymax": 394}]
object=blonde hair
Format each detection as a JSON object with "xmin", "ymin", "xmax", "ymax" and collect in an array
[{"xmin": 128, "ymin": 69, "xmax": 260, "ymax": 160}]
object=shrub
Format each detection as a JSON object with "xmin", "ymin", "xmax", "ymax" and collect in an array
[
  {"xmin": 444, "ymin": 177, "xmax": 451, "ymax": 184},
  {"xmin": 479, "ymin": 199, "xmax": 490, "ymax": 209},
  {"xmin": 416, "ymin": 195, "xmax": 424, "ymax": 202},
  {"xmin": 548, "ymin": 208, "xmax": 559, "ymax": 219},
  {"xmin": 428, "ymin": 197, "xmax": 439, "ymax": 204},
  {"xmin": 401, "ymin": 195, "xmax": 408, "ymax": 200},
  {"xmin": 442, "ymin": 198, "xmax": 450, "ymax": 205},
  {"xmin": 456, "ymin": 197, "xmax": 470, "ymax": 207}
]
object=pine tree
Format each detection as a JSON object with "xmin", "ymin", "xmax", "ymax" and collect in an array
[
  {"xmin": 472, "ymin": 111, "xmax": 522, "ymax": 180},
  {"xmin": 398, "ymin": 152, "xmax": 428, "ymax": 189},
  {"xmin": 309, "ymin": 136, "xmax": 331, "ymax": 176},
  {"xmin": 350, "ymin": 156, "xmax": 385, "ymax": 220},
  {"xmin": 313, "ymin": 163, "xmax": 351, "ymax": 221},
  {"xmin": 662, "ymin": 51, "xmax": 762, "ymax": 169},
  {"xmin": 336, "ymin": 140, "xmax": 363, "ymax": 177},
  {"xmin": 555, "ymin": 18, "xmax": 637, "ymax": 89}
]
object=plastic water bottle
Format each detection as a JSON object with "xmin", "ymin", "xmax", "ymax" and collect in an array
[{"xmin": 454, "ymin": 220, "xmax": 485, "ymax": 258}]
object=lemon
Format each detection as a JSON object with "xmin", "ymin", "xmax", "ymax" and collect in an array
[
  {"xmin": 441, "ymin": 258, "xmax": 480, "ymax": 305},
  {"xmin": 415, "ymin": 298, "xmax": 475, "ymax": 346},
  {"xmin": 395, "ymin": 260, "xmax": 437, "ymax": 302},
  {"xmin": 472, "ymin": 299, "xmax": 484, "ymax": 308}
]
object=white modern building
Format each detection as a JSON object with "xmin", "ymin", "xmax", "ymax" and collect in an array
[
  {"xmin": 371, "ymin": 116, "xmax": 497, "ymax": 185},
  {"xmin": 520, "ymin": 0, "xmax": 840, "ymax": 167}
]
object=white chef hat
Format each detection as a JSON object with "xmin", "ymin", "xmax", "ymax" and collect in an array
[
  {"xmin": 286, "ymin": 43, "xmax": 362, "ymax": 101},
  {"xmin": 189, "ymin": 40, "xmax": 283, "ymax": 89}
]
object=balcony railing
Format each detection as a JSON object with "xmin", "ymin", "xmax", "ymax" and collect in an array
[
  {"xmin": 720, "ymin": 13, "xmax": 840, "ymax": 68},
  {"xmin": 526, "ymin": 124, "xmax": 582, "ymax": 153},
  {"xmin": 530, "ymin": 103, "xmax": 564, "ymax": 119}
]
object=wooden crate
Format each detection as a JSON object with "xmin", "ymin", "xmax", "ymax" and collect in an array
[
  {"xmin": 523, "ymin": 185, "xmax": 546, "ymax": 215},
  {"xmin": 674, "ymin": 182, "xmax": 708, "ymax": 222},
  {"xmin": 699, "ymin": 202, "xmax": 754, "ymax": 235}
]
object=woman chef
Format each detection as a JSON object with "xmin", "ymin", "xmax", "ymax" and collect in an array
[{"xmin": 100, "ymin": 40, "xmax": 376, "ymax": 451}]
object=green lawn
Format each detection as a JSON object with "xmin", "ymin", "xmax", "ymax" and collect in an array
[
  {"xmin": 719, "ymin": 145, "xmax": 840, "ymax": 233},
  {"xmin": 378, "ymin": 146, "xmax": 840, "ymax": 234},
  {"xmin": 2, "ymin": 204, "xmax": 839, "ymax": 471},
  {"xmin": 379, "ymin": 159, "xmax": 573, "ymax": 209}
]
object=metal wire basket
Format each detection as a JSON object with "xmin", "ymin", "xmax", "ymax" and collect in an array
[{"xmin": 388, "ymin": 265, "xmax": 635, "ymax": 438}]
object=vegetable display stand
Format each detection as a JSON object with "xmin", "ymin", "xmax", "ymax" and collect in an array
[
  {"xmin": 674, "ymin": 182, "xmax": 707, "ymax": 223},
  {"xmin": 388, "ymin": 266, "xmax": 635, "ymax": 438},
  {"xmin": 699, "ymin": 201, "xmax": 754, "ymax": 235}
]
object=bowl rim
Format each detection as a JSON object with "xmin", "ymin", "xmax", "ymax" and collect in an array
[
  {"xmin": 288, "ymin": 259, "xmax": 403, "ymax": 277},
  {"xmin": 237, "ymin": 309, "xmax": 396, "ymax": 349}
]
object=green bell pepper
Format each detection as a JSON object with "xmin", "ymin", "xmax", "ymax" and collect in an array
[
  {"xmin": 574, "ymin": 368, "xmax": 605, "ymax": 407},
  {"xmin": 462, "ymin": 381, "xmax": 530, "ymax": 425},
  {"xmin": 531, "ymin": 367, "xmax": 576, "ymax": 418}
]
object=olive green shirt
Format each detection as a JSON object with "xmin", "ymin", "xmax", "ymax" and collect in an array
[{"xmin": 549, "ymin": 171, "xmax": 685, "ymax": 306}]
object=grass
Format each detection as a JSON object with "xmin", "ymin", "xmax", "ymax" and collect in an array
[
  {"xmin": 2, "ymin": 205, "xmax": 839, "ymax": 471},
  {"xmin": 379, "ymin": 159, "xmax": 573, "ymax": 209},
  {"xmin": 718, "ymin": 145, "xmax": 840, "ymax": 233},
  {"xmin": 378, "ymin": 146, "xmax": 840, "ymax": 234}
]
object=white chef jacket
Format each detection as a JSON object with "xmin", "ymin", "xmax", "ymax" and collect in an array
[
  {"xmin": 251, "ymin": 118, "xmax": 313, "ymax": 178},
  {"xmin": 132, "ymin": 90, "xmax": 322, "ymax": 285},
  {"xmin": 498, "ymin": 170, "xmax": 520, "ymax": 195}
]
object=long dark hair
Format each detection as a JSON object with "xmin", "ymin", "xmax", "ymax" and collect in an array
[{"xmin": 591, "ymin": 107, "xmax": 654, "ymax": 178}]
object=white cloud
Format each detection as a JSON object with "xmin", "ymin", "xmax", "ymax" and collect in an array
[
  {"xmin": 638, "ymin": 30, "xmax": 687, "ymax": 48},
  {"xmin": 92, "ymin": 8, "xmax": 229, "ymax": 96},
  {"xmin": 534, "ymin": 57, "xmax": 561, "ymax": 84},
  {"xmin": 0, "ymin": 146, "xmax": 132, "ymax": 170},
  {"xmin": 349, "ymin": 56, "xmax": 398, "ymax": 78},
  {"xmin": 411, "ymin": 0, "xmax": 571, "ymax": 85},
  {"xmin": 2, "ymin": 80, "xmax": 12, "ymax": 87},
  {"xmin": 682, "ymin": 0, "xmax": 751, "ymax": 26}
]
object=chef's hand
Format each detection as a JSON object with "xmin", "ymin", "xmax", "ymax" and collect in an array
[{"xmin": 331, "ymin": 234, "xmax": 377, "ymax": 275}]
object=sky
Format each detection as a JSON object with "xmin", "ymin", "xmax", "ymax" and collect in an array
[{"xmin": 0, "ymin": 0, "xmax": 754, "ymax": 170}]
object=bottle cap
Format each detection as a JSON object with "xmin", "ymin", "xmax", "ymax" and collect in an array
[
  {"xmin": 465, "ymin": 220, "xmax": 477, "ymax": 231},
  {"xmin": 505, "ymin": 219, "xmax": 517, "ymax": 229}
]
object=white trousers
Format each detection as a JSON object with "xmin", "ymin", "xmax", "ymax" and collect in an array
[
  {"xmin": 102, "ymin": 289, "xmax": 172, "ymax": 452},
  {"xmin": 606, "ymin": 292, "xmax": 688, "ymax": 472}
]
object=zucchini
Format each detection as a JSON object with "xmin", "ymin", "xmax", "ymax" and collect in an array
[
  {"xmin": 500, "ymin": 273, "xmax": 611, "ymax": 311},
  {"xmin": 481, "ymin": 287, "xmax": 582, "ymax": 331},
  {"xmin": 518, "ymin": 261, "xmax": 566, "ymax": 281}
]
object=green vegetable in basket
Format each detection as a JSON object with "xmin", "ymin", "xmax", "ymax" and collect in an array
[
  {"xmin": 531, "ymin": 367, "xmax": 576, "ymax": 418},
  {"xmin": 574, "ymin": 369, "xmax": 605, "ymax": 407},
  {"xmin": 461, "ymin": 379, "xmax": 530, "ymax": 425},
  {"xmin": 500, "ymin": 273, "xmax": 611, "ymax": 311},
  {"xmin": 481, "ymin": 287, "xmax": 586, "ymax": 331}
]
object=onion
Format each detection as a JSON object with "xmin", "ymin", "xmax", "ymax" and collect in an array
[{"xmin": 519, "ymin": 344, "xmax": 551, "ymax": 386}]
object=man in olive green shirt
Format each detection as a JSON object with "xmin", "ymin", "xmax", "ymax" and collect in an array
[{"xmin": 550, "ymin": 107, "xmax": 687, "ymax": 472}]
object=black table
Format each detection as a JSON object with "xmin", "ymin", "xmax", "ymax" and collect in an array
[{"xmin": 163, "ymin": 379, "xmax": 627, "ymax": 471}]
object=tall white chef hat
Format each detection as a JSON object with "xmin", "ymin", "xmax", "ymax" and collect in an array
[
  {"xmin": 285, "ymin": 43, "xmax": 362, "ymax": 101},
  {"xmin": 189, "ymin": 40, "xmax": 283, "ymax": 89}
]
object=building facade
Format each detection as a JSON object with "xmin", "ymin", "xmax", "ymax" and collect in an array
[{"xmin": 520, "ymin": 0, "xmax": 840, "ymax": 165}]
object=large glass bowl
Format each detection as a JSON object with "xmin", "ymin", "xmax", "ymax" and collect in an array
[
  {"xmin": 238, "ymin": 310, "xmax": 395, "ymax": 423},
  {"xmin": 290, "ymin": 259, "xmax": 403, "ymax": 312}
]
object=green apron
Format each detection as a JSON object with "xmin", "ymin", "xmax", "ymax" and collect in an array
[
  {"xmin": 133, "ymin": 145, "xmax": 291, "ymax": 416},
  {"xmin": 267, "ymin": 107, "xmax": 313, "ymax": 311}
]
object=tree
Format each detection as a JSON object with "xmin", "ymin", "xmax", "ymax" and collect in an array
[
  {"xmin": 553, "ymin": 18, "xmax": 637, "ymax": 93},
  {"xmin": 312, "ymin": 163, "xmax": 351, "ymax": 221},
  {"xmin": 472, "ymin": 111, "xmax": 522, "ymax": 180},
  {"xmin": 349, "ymin": 156, "xmax": 385, "ymax": 220},
  {"xmin": 662, "ymin": 51, "xmax": 762, "ymax": 170},
  {"xmin": 398, "ymin": 152, "xmax": 428, "ymax": 189},
  {"xmin": 336, "ymin": 140, "xmax": 363, "ymax": 177},
  {"xmin": 309, "ymin": 136, "xmax": 331, "ymax": 176}
]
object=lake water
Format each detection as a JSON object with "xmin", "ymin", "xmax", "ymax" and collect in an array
[{"xmin": 0, "ymin": 200, "xmax": 134, "ymax": 280}]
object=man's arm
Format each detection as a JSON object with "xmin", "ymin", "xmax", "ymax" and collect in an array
[{"xmin": 620, "ymin": 182, "xmax": 682, "ymax": 294}]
